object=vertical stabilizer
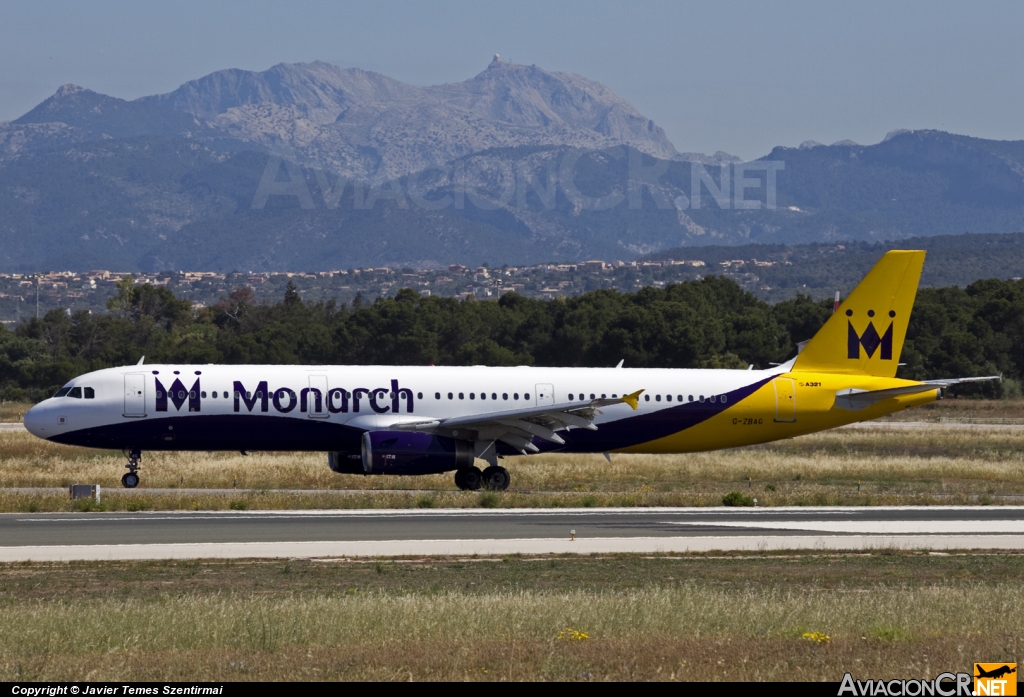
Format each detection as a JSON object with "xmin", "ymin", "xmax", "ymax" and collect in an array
[{"xmin": 792, "ymin": 250, "xmax": 925, "ymax": 377}]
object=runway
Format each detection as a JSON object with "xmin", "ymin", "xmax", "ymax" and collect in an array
[{"xmin": 2, "ymin": 506, "xmax": 1024, "ymax": 561}]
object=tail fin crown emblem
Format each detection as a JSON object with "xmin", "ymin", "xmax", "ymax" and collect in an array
[{"xmin": 847, "ymin": 309, "xmax": 895, "ymax": 360}]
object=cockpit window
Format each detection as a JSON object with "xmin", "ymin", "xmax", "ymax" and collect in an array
[
  {"xmin": 84, "ymin": 387, "xmax": 95, "ymax": 399},
  {"xmin": 53, "ymin": 387, "xmax": 71, "ymax": 398},
  {"xmin": 68, "ymin": 387, "xmax": 82, "ymax": 398}
]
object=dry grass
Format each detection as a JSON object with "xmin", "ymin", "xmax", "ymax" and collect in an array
[
  {"xmin": 0, "ymin": 401, "xmax": 30, "ymax": 422},
  {"xmin": 1, "ymin": 553, "xmax": 1020, "ymax": 681},
  {"xmin": 0, "ymin": 573, "xmax": 1019, "ymax": 681},
  {"xmin": 2, "ymin": 422, "xmax": 1024, "ymax": 510},
  {"xmin": 882, "ymin": 398, "xmax": 1024, "ymax": 422}
]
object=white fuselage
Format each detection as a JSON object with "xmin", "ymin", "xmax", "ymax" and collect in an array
[{"xmin": 24, "ymin": 363, "xmax": 770, "ymax": 454}]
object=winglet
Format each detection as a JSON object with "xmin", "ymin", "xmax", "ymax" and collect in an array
[{"xmin": 620, "ymin": 389, "xmax": 644, "ymax": 410}]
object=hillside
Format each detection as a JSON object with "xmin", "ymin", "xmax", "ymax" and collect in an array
[{"xmin": 1, "ymin": 58, "xmax": 1023, "ymax": 271}]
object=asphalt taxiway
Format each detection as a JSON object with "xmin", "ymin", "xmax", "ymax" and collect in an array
[{"xmin": 1, "ymin": 506, "xmax": 1023, "ymax": 561}]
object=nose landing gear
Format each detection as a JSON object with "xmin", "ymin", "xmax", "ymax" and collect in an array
[{"xmin": 121, "ymin": 448, "xmax": 141, "ymax": 488}]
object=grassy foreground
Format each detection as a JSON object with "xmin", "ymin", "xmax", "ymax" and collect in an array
[
  {"xmin": 2, "ymin": 416, "xmax": 1024, "ymax": 510},
  {"xmin": 0, "ymin": 553, "xmax": 1020, "ymax": 681}
]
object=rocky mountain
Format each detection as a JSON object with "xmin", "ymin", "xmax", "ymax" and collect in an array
[
  {"xmin": 134, "ymin": 56, "xmax": 681, "ymax": 181},
  {"xmin": 1, "ymin": 58, "xmax": 1023, "ymax": 272}
]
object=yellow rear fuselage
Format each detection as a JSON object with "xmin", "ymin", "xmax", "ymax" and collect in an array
[{"xmin": 623, "ymin": 372, "xmax": 937, "ymax": 454}]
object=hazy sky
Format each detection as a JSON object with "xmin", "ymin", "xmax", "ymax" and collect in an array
[{"xmin": 1, "ymin": 0, "xmax": 1021, "ymax": 159}]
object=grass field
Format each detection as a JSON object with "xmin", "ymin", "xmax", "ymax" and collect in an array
[
  {"xmin": 2, "ymin": 419, "xmax": 1023, "ymax": 510},
  {"xmin": 0, "ymin": 552, "xmax": 1019, "ymax": 681},
  {"xmin": 2, "ymin": 399, "xmax": 1023, "ymax": 510}
]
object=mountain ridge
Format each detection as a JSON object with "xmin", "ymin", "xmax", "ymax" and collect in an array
[{"xmin": 1, "ymin": 60, "xmax": 1023, "ymax": 271}]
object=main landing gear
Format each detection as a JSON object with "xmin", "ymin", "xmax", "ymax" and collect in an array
[
  {"xmin": 454, "ymin": 465, "xmax": 510, "ymax": 491},
  {"xmin": 121, "ymin": 448, "xmax": 141, "ymax": 489}
]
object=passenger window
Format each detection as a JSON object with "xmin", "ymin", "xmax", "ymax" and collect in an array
[
  {"xmin": 665, "ymin": 395, "xmax": 672, "ymax": 402},
  {"xmin": 710, "ymin": 395, "xmax": 716, "ymax": 403},
  {"xmin": 246, "ymin": 392, "xmax": 252, "ymax": 399},
  {"xmin": 525, "ymin": 394, "xmax": 530, "ymax": 400},
  {"xmin": 470, "ymin": 393, "xmax": 476, "ymax": 399},
  {"xmin": 459, "ymin": 393, "xmax": 464, "ymax": 400},
  {"xmin": 435, "ymin": 392, "xmax": 440, "ymax": 399},
  {"xmin": 514, "ymin": 393, "xmax": 519, "ymax": 400},
  {"xmin": 68, "ymin": 387, "xmax": 82, "ymax": 398},
  {"xmin": 201, "ymin": 391, "xmax": 207, "ymax": 398},
  {"xmin": 601, "ymin": 394, "xmax": 606, "ymax": 399},
  {"xmin": 644, "ymin": 395, "xmax": 650, "ymax": 402},
  {"xmin": 699, "ymin": 395, "xmax": 704, "ymax": 402},
  {"xmin": 479, "ymin": 393, "xmax": 485, "ymax": 400},
  {"xmin": 568, "ymin": 394, "xmax": 574, "ymax": 401},
  {"xmin": 612, "ymin": 394, "xmax": 618, "ymax": 398},
  {"xmin": 417, "ymin": 392, "xmax": 423, "ymax": 399},
  {"xmin": 448, "ymin": 392, "xmax": 453, "ymax": 400},
  {"xmin": 689, "ymin": 395, "xmax": 694, "ymax": 402},
  {"xmin": 53, "ymin": 387, "xmax": 71, "ymax": 398},
  {"xmin": 677, "ymin": 395, "xmax": 682, "ymax": 402},
  {"xmin": 721, "ymin": 395, "xmax": 727, "ymax": 403},
  {"xmin": 655, "ymin": 395, "xmax": 661, "ymax": 402},
  {"xmin": 503, "ymin": 393, "xmax": 508, "ymax": 400},
  {"xmin": 491, "ymin": 393, "xmax": 497, "ymax": 400},
  {"xmin": 590, "ymin": 393, "xmax": 595, "ymax": 399},
  {"xmin": 84, "ymin": 387, "xmax": 95, "ymax": 399}
]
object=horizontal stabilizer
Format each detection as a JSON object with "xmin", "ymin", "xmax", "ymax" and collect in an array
[{"xmin": 834, "ymin": 376, "xmax": 1000, "ymax": 411}]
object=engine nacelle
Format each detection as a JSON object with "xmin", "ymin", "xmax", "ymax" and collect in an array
[
  {"xmin": 327, "ymin": 450, "xmax": 363, "ymax": 474},
  {"xmin": 360, "ymin": 431, "xmax": 474, "ymax": 475}
]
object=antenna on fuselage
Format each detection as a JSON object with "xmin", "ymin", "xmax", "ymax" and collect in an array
[
  {"xmin": 137, "ymin": 356, "xmax": 145, "ymax": 365},
  {"xmin": 615, "ymin": 359, "xmax": 624, "ymax": 368},
  {"xmin": 833, "ymin": 291, "xmax": 840, "ymax": 314}
]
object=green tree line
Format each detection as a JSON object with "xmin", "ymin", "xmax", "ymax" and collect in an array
[{"xmin": 2, "ymin": 275, "xmax": 1021, "ymax": 402}]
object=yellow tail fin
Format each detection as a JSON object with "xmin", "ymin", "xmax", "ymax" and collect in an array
[{"xmin": 793, "ymin": 250, "xmax": 926, "ymax": 377}]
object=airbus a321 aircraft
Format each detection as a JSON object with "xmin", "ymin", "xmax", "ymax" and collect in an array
[{"xmin": 24, "ymin": 251, "xmax": 996, "ymax": 490}]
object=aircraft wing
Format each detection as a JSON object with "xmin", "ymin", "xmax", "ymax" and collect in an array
[
  {"xmin": 390, "ymin": 390, "xmax": 644, "ymax": 454},
  {"xmin": 834, "ymin": 376, "xmax": 1000, "ymax": 411}
]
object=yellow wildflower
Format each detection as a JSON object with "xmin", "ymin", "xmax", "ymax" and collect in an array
[{"xmin": 556, "ymin": 627, "xmax": 590, "ymax": 641}]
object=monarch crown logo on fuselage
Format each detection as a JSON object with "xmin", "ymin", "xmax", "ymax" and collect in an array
[{"xmin": 847, "ymin": 309, "xmax": 895, "ymax": 360}]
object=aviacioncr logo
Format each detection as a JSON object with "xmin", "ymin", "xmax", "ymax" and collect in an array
[{"xmin": 847, "ymin": 309, "xmax": 895, "ymax": 360}]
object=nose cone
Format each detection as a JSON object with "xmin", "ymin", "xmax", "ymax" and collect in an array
[{"xmin": 23, "ymin": 402, "xmax": 49, "ymax": 439}]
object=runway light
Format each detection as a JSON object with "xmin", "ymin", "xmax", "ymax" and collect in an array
[{"xmin": 570, "ymin": 529, "xmax": 576, "ymax": 541}]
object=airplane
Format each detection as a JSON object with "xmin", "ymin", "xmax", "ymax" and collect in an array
[{"xmin": 23, "ymin": 250, "xmax": 998, "ymax": 491}]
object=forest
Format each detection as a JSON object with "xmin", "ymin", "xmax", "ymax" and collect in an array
[{"xmin": 1, "ymin": 274, "xmax": 1021, "ymax": 402}]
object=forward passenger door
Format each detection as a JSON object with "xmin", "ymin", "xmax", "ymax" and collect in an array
[{"xmin": 123, "ymin": 374, "xmax": 146, "ymax": 418}]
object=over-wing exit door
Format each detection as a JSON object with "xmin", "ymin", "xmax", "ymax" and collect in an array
[
  {"xmin": 535, "ymin": 384, "xmax": 554, "ymax": 406},
  {"xmin": 308, "ymin": 375, "xmax": 329, "ymax": 418}
]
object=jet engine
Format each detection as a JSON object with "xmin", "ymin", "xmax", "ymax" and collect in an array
[
  {"xmin": 327, "ymin": 450, "xmax": 363, "ymax": 474},
  {"xmin": 359, "ymin": 431, "xmax": 474, "ymax": 475}
]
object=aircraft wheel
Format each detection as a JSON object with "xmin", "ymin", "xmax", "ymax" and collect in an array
[
  {"xmin": 121, "ymin": 472, "xmax": 140, "ymax": 489},
  {"xmin": 482, "ymin": 466, "xmax": 510, "ymax": 491},
  {"xmin": 455, "ymin": 467, "xmax": 482, "ymax": 491}
]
